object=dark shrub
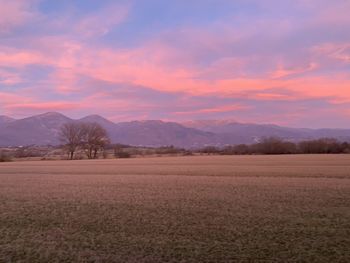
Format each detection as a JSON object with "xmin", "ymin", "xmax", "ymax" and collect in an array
[
  {"xmin": 200, "ymin": 146, "xmax": 220, "ymax": 155},
  {"xmin": 253, "ymin": 137, "xmax": 297, "ymax": 154},
  {"xmin": 155, "ymin": 146, "xmax": 185, "ymax": 155},
  {"xmin": 114, "ymin": 147, "xmax": 131, "ymax": 158},
  {"xmin": 0, "ymin": 152, "xmax": 12, "ymax": 162}
]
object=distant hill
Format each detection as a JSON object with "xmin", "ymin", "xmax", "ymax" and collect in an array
[
  {"xmin": 0, "ymin": 116, "xmax": 15, "ymax": 125},
  {"xmin": 0, "ymin": 112, "xmax": 72, "ymax": 146},
  {"xmin": 110, "ymin": 120, "xmax": 219, "ymax": 148},
  {"xmin": 78, "ymin": 115, "xmax": 116, "ymax": 128},
  {"xmin": 0, "ymin": 113, "xmax": 219, "ymax": 148},
  {"xmin": 0, "ymin": 113, "xmax": 349, "ymax": 147},
  {"xmin": 183, "ymin": 120, "xmax": 310, "ymax": 143},
  {"xmin": 77, "ymin": 116, "xmax": 218, "ymax": 148},
  {"xmin": 182, "ymin": 120, "xmax": 350, "ymax": 144}
]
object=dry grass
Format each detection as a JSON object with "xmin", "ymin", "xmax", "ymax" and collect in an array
[{"xmin": 0, "ymin": 155, "xmax": 349, "ymax": 262}]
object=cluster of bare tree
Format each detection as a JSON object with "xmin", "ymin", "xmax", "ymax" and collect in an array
[
  {"xmin": 59, "ymin": 122, "xmax": 110, "ymax": 159},
  {"xmin": 200, "ymin": 137, "xmax": 350, "ymax": 155}
]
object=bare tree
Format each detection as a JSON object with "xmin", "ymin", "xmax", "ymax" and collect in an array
[
  {"xmin": 80, "ymin": 123, "xmax": 110, "ymax": 159},
  {"xmin": 59, "ymin": 122, "xmax": 83, "ymax": 160}
]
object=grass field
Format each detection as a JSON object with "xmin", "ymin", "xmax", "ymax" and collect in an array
[{"xmin": 0, "ymin": 155, "xmax": 349, "ymax": 262}]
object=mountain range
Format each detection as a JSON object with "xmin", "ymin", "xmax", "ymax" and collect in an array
[{"xmin": 0, "ymin": 112, "xmax": 349, "ymax": 148}]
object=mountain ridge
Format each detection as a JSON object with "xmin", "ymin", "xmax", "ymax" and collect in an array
[
  {"xmin": 0, "ymin": 115, "xmax": 16, "ymax": 125},
  {"xmin": 0, "ymin": 112, "xmax": 349, "ymax": 147}
]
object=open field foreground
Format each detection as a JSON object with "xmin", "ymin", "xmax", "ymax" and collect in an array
[{"xmin": 0, "ymin": 155, "xmax": 349, "ymax": 262}]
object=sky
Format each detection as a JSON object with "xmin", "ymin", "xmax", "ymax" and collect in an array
[{"xmin": 0, "ymin": 0, "xmax": 349, "ymax": 128}]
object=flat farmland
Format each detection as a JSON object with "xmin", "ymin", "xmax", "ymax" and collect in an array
[{"xmin": 0, "ymin": 155, "xmax": 349, "ymax": 262}]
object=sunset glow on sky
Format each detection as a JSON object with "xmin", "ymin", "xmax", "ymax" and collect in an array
[{"xmin": 0, "ymin": 0, "xmax": 349, "ymax": 127}]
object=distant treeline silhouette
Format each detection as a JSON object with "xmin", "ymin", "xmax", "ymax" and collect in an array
[
  {"xmin": 199, "ymin": 137, "xmax": 350, "ymax": 155},
  {"xmin": 1, "ymin": 137, "xmax": 350, "ymax": 162}
]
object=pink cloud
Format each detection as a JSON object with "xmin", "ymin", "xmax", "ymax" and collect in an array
[
  {"xmin": 0, "ymin": 48, "xmax": 46, "ymax": 67},
  {"xmin": 59, "ymin": 45, "xmax": 350, "ymax": 104},
  {"xmin": 0, "ymin": 69, "xmax": 22, "ymax": 85},
  {"xmin": 0, "ymin": 0, "xmax": 38, "ymax": 33},
  {"xmin": 313, "ymin": 43, "xmax": 350, "ymax": 63},
  {"xmin": 4, "ymin": 102, "xmax": 79, "ymax": 111},
  {"xmin": 271, "ymin": 62, "xmax": 318, "ymax": 79},
  {"xmin": 74, "ymin": 3, "xmax": 129, "ymax": 38},
  {"xmin": 1, "ymin": 0, "xmax": 349, "ymax": 126},
  {"xmin": 2, "ymin": 35, "xmax": 350, "ymax": 106},
  {"xmin": 0, "ymin": 91, "xmax": 79, "ymax": 116},
  {"xmin": 0, "ymin": 92, "xmax": 28, "ymax": 104},
  {"xmin": 174, "ymin": 104, "xmax": 248, "ymax": 116}
]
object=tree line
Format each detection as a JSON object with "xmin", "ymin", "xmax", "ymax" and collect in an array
[
  {"xmin": 59, "ymin": 122, "xmax": 350, "ymax": 159},
  {"xmin": 1, "ymin": 135, "xmax": 350, "ymax": 162},
  {"xmin": 199, "ymin": 137, "xmax": 350, "ymax": 155}
]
